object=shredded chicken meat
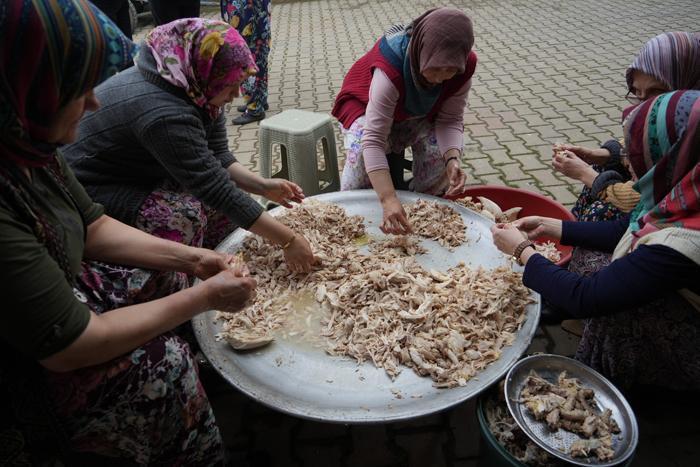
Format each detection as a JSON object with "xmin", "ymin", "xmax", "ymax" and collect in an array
[
  {"xmin": 521, "ymin": 370, "xmax": 621, "ymax": 461},
  {"xmin": 534, "ymin": 241, "xmax": 562, "ymax": 263},
  {"xmin": 215, "ymin": 200, "xmax": 533, "ymax": 388},
  {"xmin": 404, "ymin": 199, "xmax": 466, "ymax": 249}
]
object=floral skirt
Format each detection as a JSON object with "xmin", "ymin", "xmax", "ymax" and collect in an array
[
  {"xmin": 135, "ymin": 184, "xmax": 235, "ymax": 250},
  {"xmin": 568, "ymin": 243, "xmax": 700, "ymax": 391},
  {"xmin": 340, "ymin": 116, "xmax": 450, "ymax": 195},
  {"xmin": 221, "ymin": 0, "xmax": 271, "ymax": 115},
  {"xmin": 1, "ymin": 256, "xmax": 225, "ymax": 465},
  {"xmin": 46, "ymin": 262, "xmax": 225, "ymax": 465}
]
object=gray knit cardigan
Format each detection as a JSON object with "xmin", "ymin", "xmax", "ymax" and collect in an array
[{"xmin": 62, "ymin": 46, "xmax": 263, "ymax": 229}]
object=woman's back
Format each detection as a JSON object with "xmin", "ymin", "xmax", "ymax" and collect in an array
[{"xmin": 63, "ymin": 47, "xmax": 236, "ymax": 225}]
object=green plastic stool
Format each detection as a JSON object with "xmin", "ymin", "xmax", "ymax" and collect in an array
[{"xmin": 259, "ymin": 109, "xmax": 341, "ymax": 197}]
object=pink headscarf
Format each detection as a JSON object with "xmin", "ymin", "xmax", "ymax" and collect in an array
[{"xmin": 146, "ymin": 18, "xmax": 257, "ymax": 118}]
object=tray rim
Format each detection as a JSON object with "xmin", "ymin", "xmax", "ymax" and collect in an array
[
  {"xmin": 193, "ymin": 189, "xmax": 542, "ymax": 423},
  {"xmin": 504, "ymin": 353, "xmax": 639, "ymax": 467}
]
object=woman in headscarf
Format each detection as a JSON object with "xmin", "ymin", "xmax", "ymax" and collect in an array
[
  {"xmin": 63, "ymin": 19, "xmax": 316, "ymax": 273},
  {"xmin": 491, "ymin": 90, "xmax": 700, "ymax": 390},
  {"xmin": 0, "ymin": 1, "xmax": 255, "ymax": 464},
  {"xmin": 332, "ymin": 7, "xmax": 475, "ymax": 235},
  {"xmin": 554, "ymin": 32, "xmax": 700, "ymax": 226}
]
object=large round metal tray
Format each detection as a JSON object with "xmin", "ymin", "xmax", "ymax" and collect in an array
[
  {"xmin": 504, "ymin": 354, "xmax": 638, "ymax": 466},
  {"xmin": 193, "ymin": 190, "xmax": 541, "ymax": 423}
]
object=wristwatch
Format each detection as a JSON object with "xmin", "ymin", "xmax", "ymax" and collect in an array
[{"xmin": 512, "ymin": 240, "xmax": 535, "ymax": 266}]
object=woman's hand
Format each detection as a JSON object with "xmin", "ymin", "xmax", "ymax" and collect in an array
[
  {"xmin": 380, "ymin": 196, "xmax": 413, "ymax": 235},
  {"xmin": 490, "ymin": 223, "xmax": 528, "ymax": 256},
  {"xmin": 554, "ymin": 144, "xmax": 610, "ymax": 165},
  {"xmin": 444, "ymin": 158, "xmax": 467, "ymax": 196},
  {"xmin": 511, "ymin": 216, "xmax": 563, "ymax": 240},
  {"xmin": 283, "ymin": 234, "xmax": 316, "ymax": 273},
  {"xmin": 552, "ymin": 150, "xmax": 598, "ymax": 187},
  {"xmin": 191, "ymin": 249, "xmax": 249, "ymax": 280},
  {"xmin": 261, "ymin": 179, "xmax": 305, "ymax": 208},
  {"xmin": 203, "ymin": 269, "xmax": 257, "ymax": 313}
]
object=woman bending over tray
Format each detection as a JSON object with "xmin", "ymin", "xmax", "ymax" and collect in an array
[
  {"xmin": 491, "ymin": 90, "xmax": 700, "ymax": 391},
  {"xmin": 63, "ymin": 18, "xmax": 315, "ymax": 273},
  {"xmin": 0, "ymin": 1, "xmax": 255, "ymax": 463},
  {"xmin": 332, "ymin": 7, "xmax": 475, "ymax": 235}
]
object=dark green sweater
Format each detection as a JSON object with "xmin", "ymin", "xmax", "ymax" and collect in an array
[{"xmin": 62, "ymin": 46, "xmax": 263, "ymax": 229}]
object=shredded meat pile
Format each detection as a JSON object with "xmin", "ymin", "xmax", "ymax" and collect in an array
[
  {"xmin": 216, "ymin": 200, "xmax": 533, "ymax": 388},
  {"xmin": 521, "ymin": 370, "xmax": 621, "ymax": 461},
  {"xmin": 404, "ymin": 199, "xmax": 466, "ymax": 249}
]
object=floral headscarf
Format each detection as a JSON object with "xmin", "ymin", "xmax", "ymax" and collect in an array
[
  {"xmin": 145, "ymin": 18, "xmax": 257, "ymax": 119},
  {"xmin": 626, "ymin": 32, "xmax": 700, "ymax": 92},
  {"xmin": 624, "ymin": 90, "xmax": 700, "ymax": 244},
  {"xmin": 0, "ymin": 0, "xmax": 136, "ymax": 167}
]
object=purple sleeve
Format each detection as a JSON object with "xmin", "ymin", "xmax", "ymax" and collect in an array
[{"xmin": 523, "ymin": 245, "xmax": 700, "ymax": 318}]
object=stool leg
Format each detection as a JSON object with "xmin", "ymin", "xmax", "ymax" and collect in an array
[
  {"xmin": 260, "ymin": 130, "xmax": 272, "ymax": 179},
  {"xmin": 320, "ymin": 135, "xmax": 341, "ymax": 193},
  {"xmin": 277, "ymin": 145, "xmax": 290, "ymax": 180}
]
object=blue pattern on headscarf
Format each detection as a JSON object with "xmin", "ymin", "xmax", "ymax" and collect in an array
[{"xmin": 379, "ymin": 29, "xmax": 442, "ymax": 117}]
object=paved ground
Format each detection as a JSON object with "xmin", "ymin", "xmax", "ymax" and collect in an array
[{"xmin": 132, "ymin": 1, "xmax": 700, "ymax": 465}]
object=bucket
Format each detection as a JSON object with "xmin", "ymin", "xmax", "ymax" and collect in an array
[
  {"xmin": 476, "ymin": 392, "xmax": 531, "ymax": 467},
  {"xmin": 476, "ymin": 391, "xmax": 635, "ymax": 467}
]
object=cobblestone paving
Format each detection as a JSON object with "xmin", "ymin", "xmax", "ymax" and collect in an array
[{"xmin": 131, "ymin": 1, "xmax": 700, "ymax": 465}]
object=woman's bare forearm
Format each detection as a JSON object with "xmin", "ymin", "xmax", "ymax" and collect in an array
[
  {"xmin": 40, "ymin": 282, "xmax": 210, "ymax": 372},
  {"xmin": 84, "ymin": 215, "xmax": 203, "ymax": 274}
]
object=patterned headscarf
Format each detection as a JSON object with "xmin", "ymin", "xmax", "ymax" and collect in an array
[
  {"xmin": 145, "ymin": 18, "xmax": 257, "ymax": 119},
  {"xmin": 0, "ymin": 0, "xmax": 136, "ymax": 167},
  {"xmin": 626, "ymin": 32, "xmax": 700, "ymax": 92},
  {"xmin": 624, "ymin": 90, "xmax": 700, "ymax": 245}
]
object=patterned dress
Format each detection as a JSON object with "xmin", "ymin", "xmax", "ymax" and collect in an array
[{"xmin": 221, "ymin": 0, "xmax": 271, "ymax": 116}]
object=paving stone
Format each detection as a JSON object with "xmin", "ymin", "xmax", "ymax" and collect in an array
[
  {"xmin": 490, "ymin": 128, "xmax": 519, "ymax": 143},
  {"xmin": 485, "ymin": 149, "xmax": 511, "ymax": 165},
  {"xmin": 513, "ymin": 154, "xmax": 548, "ymax": 170},
  {"xmin": 517, "ymin": 132, "xmax": 549, "ymax": 147},
  {"xmin": 505, "ymin": 121, "xmax": 535, "ymax": 135},
  {"xmin": 479, "ymin": 173, "xmax": 507, "ymax": 186},
  {"xmin": 467, "ymin": 158, "xmax": 500, "ymax": 176},
  {"xmin": 473, "ymin": 136, "xmax": 502, "ymax": 151},
  {"xmin": 529, "ymin": 169, "xmax": 566, "ymax": 187},
  {"xmin": 544, "ymin": 184, "xmax": 580, "ymax": 206},
  {"xmin": 466, "ymin": 124, "xmax": 494, "ymax": 138},
  {"xmin": 482, "ymin": 117, "xmax": 507, "ymax": 130}
]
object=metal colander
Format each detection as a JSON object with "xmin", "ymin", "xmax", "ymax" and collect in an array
[{"xmin": 504, "ymin": 354, "xmax": 638, "ymax": 467}]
